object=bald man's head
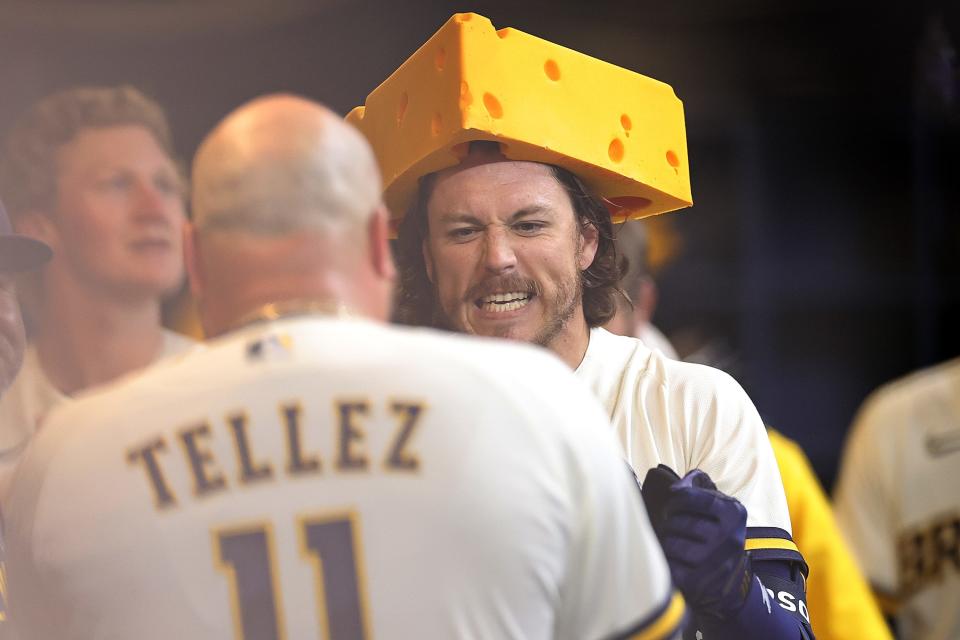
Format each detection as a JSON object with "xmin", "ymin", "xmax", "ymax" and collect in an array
[
  {"xmin": 192, "ymin": 94, "xmax": 383, "ymax": 235},
  {"xmin": 186, "ymin": 94, "xmax": 396, "ymax": 336}
]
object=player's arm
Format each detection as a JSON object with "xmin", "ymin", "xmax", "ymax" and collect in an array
[
  {"xmin": 642, "ymin": 466, "xmax": 814, "ymax": 639},
  {"xmin": 551, "ymin": 377, "xmax": 685, "ymax": 640},
  {"xmin": 563, "ymin": 463, "xmax": 685, "ymax": 640},
  {"xmin": 683, "ymin": 368, "xmax": 792, "ymax": 533}
]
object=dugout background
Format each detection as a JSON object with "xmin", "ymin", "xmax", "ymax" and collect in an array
[{"xmin": 0, "ymin": 0, "xmax": 957, "ymax": 491}]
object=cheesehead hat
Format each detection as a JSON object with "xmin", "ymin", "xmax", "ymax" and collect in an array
[{"xmin": 347, "ymin": 12, "xmax": 692, "ymax": 229}]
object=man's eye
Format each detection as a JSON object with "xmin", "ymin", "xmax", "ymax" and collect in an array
[
  {"xmin": 448, "ymin": 227, "xmax": 478, "ymax": 240},
  {"xmin": 100, "ymin": 175, "xmax": 132, "ymax": 190},
  {"xmin": 513, "ymin": 221, "xmax": 544, "ymax": 234}
]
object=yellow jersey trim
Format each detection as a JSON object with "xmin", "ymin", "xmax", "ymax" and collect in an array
[
  {"xmin": 629, "ymin": 592, "xmax": 685, "ymax": 640},
  {"xmin": 745, "ymin": 537, "xmax": 800, "ymax": 553}
]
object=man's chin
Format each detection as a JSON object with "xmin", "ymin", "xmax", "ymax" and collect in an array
[
  {"xmin": 102, "ymin": 273, "xmax": 183, "ymax": 303},
  {"xmin": 464, "ymin": 318, "xmax": 536, "ymax": 344}
]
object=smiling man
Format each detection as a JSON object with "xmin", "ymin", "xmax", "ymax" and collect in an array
[
  {"xmin": 352, "ymin": 13, "xmax": 815, "ymax": 639},
  {"xmin": 0, "ymin": 86, "xmax": 194, "ymax": 501}
]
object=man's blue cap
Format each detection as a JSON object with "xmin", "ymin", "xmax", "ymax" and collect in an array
[{"xmin": 0, "ymin": 198, "xmax": 51, "ymax": 272}]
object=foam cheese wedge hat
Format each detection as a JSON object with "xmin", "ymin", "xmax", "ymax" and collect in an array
[{"xmin": 347, "ymin": 12, "xmax": 692, "ymax": 229}]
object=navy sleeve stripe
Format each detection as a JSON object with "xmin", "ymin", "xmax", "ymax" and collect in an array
[{"xmin": 746, "ymin": 526, "xmax": 794, "ymax": 541}]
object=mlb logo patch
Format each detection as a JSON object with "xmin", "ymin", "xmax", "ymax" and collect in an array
[{"xmin": 246, "ymin": 333, "xmax": 294, "ymax": 361}]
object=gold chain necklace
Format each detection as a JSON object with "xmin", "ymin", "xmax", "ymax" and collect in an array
[{"xmin": 230, "ymin": 298, "xmax": 353, "ymax": 332}]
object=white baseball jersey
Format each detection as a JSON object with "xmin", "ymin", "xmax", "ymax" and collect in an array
[
  {"xmin": 4, "ymin": 316, "xmax": 683, "ymax": 640},
  {"xmin": 0, "ymin": 330, "xmax": 195, "ymax": 504},
  {"xmin": 575, "ymin": 328, "xmax": 795, "ymax": 551},
  {"xmin": 835, "ymin": 357, "xmax": 960, "ymax": 640}
]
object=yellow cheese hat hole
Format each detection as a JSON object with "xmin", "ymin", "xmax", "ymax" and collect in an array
[
  {"xmin": 483, "ymin": 93, "xmax": 503, "ymax": 119},
  {"xmin": 666, "ymin": 149, "xmax": 680, "ymax": 168},
  {"xmin": 544, "ymin": 59, "xmax": 561, "ymax": 81},
  {"xmin": 606, "ymin": 196, "xmax": 653, "ymax": 219},
  {"xmin": 459, "ymin": 81, "xmax": 472, "ymax": 109},
  {"xmin": 609, "ymin": 138, "xmax": 625, "ymax": 163}
]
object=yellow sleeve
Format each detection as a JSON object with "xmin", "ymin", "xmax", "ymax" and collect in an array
[{"xmin": 768, "ymin": 430, "xmax": 892, "ymax": 640}]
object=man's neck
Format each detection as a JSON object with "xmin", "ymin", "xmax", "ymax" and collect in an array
[
  {"xmin": 34, "ymin": 285, "xmax": 164, "ymax": 396},
  {"xmin": 546, "ymin": 316, "xmax": 592, "ymax": 370}
]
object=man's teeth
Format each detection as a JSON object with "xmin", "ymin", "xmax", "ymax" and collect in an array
[{"xmin": 479, "ymin": 292, "xmax": 532, "ymax": 312}]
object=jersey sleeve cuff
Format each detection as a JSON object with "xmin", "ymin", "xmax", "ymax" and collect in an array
[
  {"xmin": 604, "ymin": 591, "xmax": 685, "ymax": 640},
  {"xmin": 745, "ymin": 527, "xmax": 808, "ymax": 574}
]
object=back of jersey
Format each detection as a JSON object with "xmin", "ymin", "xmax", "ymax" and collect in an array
[{"xmin": 5, "ymin": 317, "xmax": 679, "ymax": 640}]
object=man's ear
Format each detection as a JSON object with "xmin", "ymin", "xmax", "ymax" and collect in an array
[
  {"xmin": 577, "ymin": 220, "xmax": 600, "ymax": 270},
  {"xmin": 182, "ymin": 221, "xmax": 205, "ymax": 300},
  {"xmin": 367, "ymin": 205, "xmax": 397, "ymax": 283}
]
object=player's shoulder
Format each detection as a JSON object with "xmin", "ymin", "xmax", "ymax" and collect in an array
[
  {"xmin": 41, "ymin": 318, "xmax": 597, "ymax": 446},
  {"xmin": 594, "ymin": 328, "xmax": 747, "ymax": 391},
  {"xmin": 658, "ymin": 353, "xmax": 747, "ymax": 397},
  {"xmin": 855, "ymin": 357, "xmax": 960, "ymax": 434},
  {"xmin": 296, "ymin": 321, "xmax": 620, "ymax": 461},
  {"xmin": 865, "ymin": 357, "xmax": 960, "ymax": 409},
  {"xmin": 645, "ymin": 340, "xmax": 753, "ymax": 410}
]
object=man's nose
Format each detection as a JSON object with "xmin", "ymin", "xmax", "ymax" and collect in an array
[
  {"xmin": 482, "ymin": 227, "xmax": 517, "ymax": 274},
  {"xmin": 133, "ymin": 179, "xmax": 177, "ymax": 224}
]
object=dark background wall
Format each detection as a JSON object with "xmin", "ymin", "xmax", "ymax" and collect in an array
[{"xmin": 1, "ymin": 0, "xmax": 957, "ymax": 490}]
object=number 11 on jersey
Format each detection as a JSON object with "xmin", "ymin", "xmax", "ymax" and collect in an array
[{"xmin": 212, "ymin": 511, "xmax": 369, "ymax": 639}]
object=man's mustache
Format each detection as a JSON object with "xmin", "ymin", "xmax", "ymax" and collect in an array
[{"xmin": 465, "ymin": 276, "xmax": 542, "ymax": 302}]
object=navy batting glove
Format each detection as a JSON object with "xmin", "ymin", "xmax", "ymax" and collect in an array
[
  {"xmin": 640, "ymin": 464, "xmax": 681, "ymax": 528},
  {"xmin": 642, "ymin": 467, "xmax": 752, "ymax": 620}
]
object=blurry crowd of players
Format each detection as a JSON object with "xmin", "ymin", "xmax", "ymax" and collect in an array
[{"xmin": 0, "ymin": 84, "xmax": 955, "ymax": 639}]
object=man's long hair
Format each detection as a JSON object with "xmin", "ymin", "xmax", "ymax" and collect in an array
[{"xmin": 394, "ymin": 162, "xmax": 626, "ymax": 328}]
